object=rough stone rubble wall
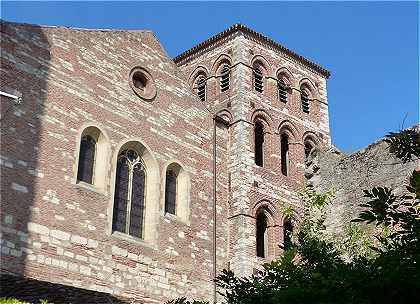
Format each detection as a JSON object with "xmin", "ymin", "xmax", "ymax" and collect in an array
[
  {"xmin": 0, "ymin": 21, "xmax": 230, "ymax": 303},
  {"xmin": 306, "ymin": 137, "xmax": 418, "ymax": 235}
]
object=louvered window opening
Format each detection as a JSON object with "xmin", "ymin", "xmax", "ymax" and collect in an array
[
  {"xmin": 77, "ymin": 135, "xmax": 96, "ymax": 184},
  {"xmin": 278, "ymin": 79, "xmax": 288, "ymax": 103},
  {"xmin": 220, "ymin": 66, "xmax": 230, "ymax": 92},
  {"xmin": 256, "ymin": 212, "xmax": 268, "ymax": 258},
  {"xmin": 301, "ymin": 91, "xmax": 310, "ymax": 113},
  {"xmin": 165, "ymin": 169, "xmax": 177, "ymax": 215},
  {"xmin": 112, "ymin": 149, "xmax": 146, "ymax": 239},
  {"xmin": 254, "ymin": 67, "xmax": 264, "ymax": 93},
  {"xmin": 254, "ymin": 121, "xmax": 264, "ymax": 167},
  {"xmin": 197, "ymin": 77, "xmax": 206, "ymax": 101},
  {"xmin": 281, "ymin": 134, "xmax": 289, "ymax": 176}
]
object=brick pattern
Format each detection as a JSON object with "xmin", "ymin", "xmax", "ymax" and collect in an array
[{"xmin": 1, "ymin": 21, "xmax": 330, "ymax": 302}]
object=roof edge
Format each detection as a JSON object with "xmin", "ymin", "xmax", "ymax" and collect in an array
[{"xmin": 173, "ymin": 23, "xmax": 330, "ymax": 78}]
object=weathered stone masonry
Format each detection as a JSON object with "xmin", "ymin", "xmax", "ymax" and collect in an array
[{"xmin": 1, "ymin": 22, "xmax": 332, "ymax": 303}]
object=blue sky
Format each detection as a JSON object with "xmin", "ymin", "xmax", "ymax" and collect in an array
[{"xmin": 2, "ymin": 1, "xmax": 419, "ymax": 152}]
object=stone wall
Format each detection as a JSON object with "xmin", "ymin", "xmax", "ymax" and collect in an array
[{"xmin": 306, "ymin": 133, "xmax": 419, "ymax": 236}]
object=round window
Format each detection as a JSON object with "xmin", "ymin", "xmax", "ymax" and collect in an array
[{"xmin": 129, "ymin": 67, "xmax": 156, "ymax": 100}]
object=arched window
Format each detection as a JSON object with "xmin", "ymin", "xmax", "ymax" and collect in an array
[
  {"xmin": 77, "ymin": 135, "xmax": 96, "ymax": 184},
  {"xmin": 281, "ymin": 133, "xmax": 289, "ymax": 176},
  {"xmin": 283, "ymin": 218, "xmax": 293, "ymax": 250},
  {"xmin": 220, "ymin": 64, "xmax": 230, "ymax": 92},
  {"xmin": 278, "ymin": 79, "xmax": 288, "ymax": 103},
  {"xmin": 112, "ymin": 149, "xmax": 146, "ymax": 239},
  {"xmin": 253, "ymin": 66, "xmax": 264, "ymax": 93},
  {"xmin": 196, "ymin": 75, "xmax": 206, "ymax": 101},
  {"xmin": 165, "ymin": 168, "xmax": 177, "ymax": 215},
  {"xmin": 256, "ymin": 211, "xmax": 268, "ymax": 258},
  {"xmin": 254, "ymin": 121, "xmax": 264, "ymax": 167},
  {"xmin": 301, "ymin": 88, "xmax": 310, "ymax": 113},
  {"xmin": 304, "ymin": 141, "xmax": 315, "ymax": 160}
]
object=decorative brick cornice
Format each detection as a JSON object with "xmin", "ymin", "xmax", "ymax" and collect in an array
[{"xmin": 173, "ymin": 23, "xmax": 331, "ymax": 79}]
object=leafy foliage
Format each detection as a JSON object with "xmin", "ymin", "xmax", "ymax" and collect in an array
[
  {"xmin": 0, "ymin": 299, "xmax": 48, "ymax": 304},
  {"xmin": 385, "ymin": 127, "xmax": 420, "ymax": 163},
  {"xmin": 167, "ymin": 128, "xmax": 420, "ymax": 303}
]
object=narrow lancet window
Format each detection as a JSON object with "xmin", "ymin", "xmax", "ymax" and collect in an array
[
  {"xmin": 253, "ymin": 66, "xmax": 264, "ymax": 93},
  {"xmin": 281, "ymin": 133, "xmax": 289, "ymax": 176},
  {"xmin": 278, "ymin": 79, "xmax": 288, "ymax": 103},
  {"xmin": 256, "ymin": 212, "xmax": 268, "ymax": 258},
  {"xmin": 305, "ymin": 142, "xmax": 314, "ymax": 160},
  {"xmin": 112, "ymin": 149, "xmax": 146, "ymax": 239},
  {"xmin": 254, "ymin": 121, "xmax": 264, "ymax": 167},
  {"xmin": 165, "ymin": 169, "xmax": 177, "ymax": 215},
  {"xmin": 283, "ymin": 218, "xmax": 293, "ymax": 250},
  {"xmin": 220, "ymin": 65, "xmax": 230, "ymax": 92},
  {"xmin": 197, "ymin": 76, "xmax": 206, "ymax": 101},
  {"xmin": 301, "ymin": 89, "xmax": 310, "ymax": 113},
  {"xmin": 77, "ymin": 135, "xmax": 96, "ymax": 184}
]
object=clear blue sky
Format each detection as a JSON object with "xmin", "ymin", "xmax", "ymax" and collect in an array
[{"xmin": 2, "ymin": 1, "xmax": 419, "ymax": 152}]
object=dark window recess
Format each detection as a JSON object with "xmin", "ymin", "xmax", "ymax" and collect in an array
[
  {"xmin": 256, "ymin": 212, "xmax": 268, "ymax": 258},
  {"xmin": 132, "ymin": 71, "xmax": 147, "ymax": 91},
  {"xmin": 77, "ymin": 135, "xmax": 96, "ymax": 184},
  {"xmin": 197, "ymin": 77, "xmax": 206, "ymax": 101},
  {"xmin": 220, "ymin": 66, "xmax": 230, "ymax": 92},
  {"xmin": 129, "ymin": 164, "xmax": 145, "ymax": 238},
  {"xmin": 278, "ymin": 79, "xmax": 288, "ymax": 103},
  {"xmin": 283, "ymin": 219, "xmax": 293, "ymax": 250},
  {"xmin": 112, "ymin": 149, "xmax": 146, "ymax": 239},
  {"xmin": 254, "ymin": 121, "xmax": 264, "ymax": 167},
  {"xmin": 301, "ymin": 91, "xmax": 310, "ymax": 113},
  {"xmin": 305, "ymin": 142, "xmax": 314, "ymax": 160},
  {"xmin": 281, "ymin": 134, "xmax": 289, "ymax": 176},
  {"xmin": 165, "ymin": 169, "xmax": 177, "ymax": 215},
  {"xmin": 112, "ymin": 157, "xmax": 130, "ymax": 234},
  {"xmin": 253, "ymin": 67, "xmax": 264, "ymax": 93}
]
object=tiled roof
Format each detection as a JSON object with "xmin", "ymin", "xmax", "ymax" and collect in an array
[{"xmin": 174, "ymin": 23, "xmax": 330, "ymax": 78}]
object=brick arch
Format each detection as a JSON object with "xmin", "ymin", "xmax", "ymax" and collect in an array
[
  {"xmin": 188, "ymin": 65, "xmax": 209, "ymax": 86},
  {"xmin": 211, "ymin": 53, "xmax": 232, "ymax": 74},
  {"xmin": 278, "ymin": 120, "xmax": 299, "ymax": 139},
  {"xmin": 303, "ymin": 131, "xmax": 320, "ymax": 146},
  {"xmin": 276, "ymin": 66, "xmax": 295, "ymax": 86},
  {"xmin": 250, "ymin": 109, "xmax": 273, "ymax": 132},
  {"xmin": 299, "ymin": 78, "xmax": 318, "ymax": 99},
  {"xmin": 252, "ymin": 199, "xmax": 277, "ymax": 224},
  {"xmin": 216, "ymin": 108, "xmax": 234, "ymax": 124},
  {"xmin": 251, "ymin": 55, "xmax": 272, "ymax": 75}
]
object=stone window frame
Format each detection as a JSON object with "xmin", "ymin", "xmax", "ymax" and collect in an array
[
  {"xmin": 299, "ymin": 78, "xmax": 317, "ymax": 114},
  {"xmin": 252, "ymin": 200, "xmax": 277, "ymax": 260},
  {"xmin": 73, "ymin": 124, "xmax": 110, "ymax": 194},
  {"xmin": 251, "ymin": 55, "xmax": 271, "ymax": 95},
  {"xmin": 129, "ymin": 66, "xmax": 157, "ymax": 101},
  {"xmin": 278, "ymin": 121, "xmax": 298, "ymax": 177},
  {"xmin": 276, "ymin": 68, "xmax": 294, "ymax": 104},
  {"xmin": 108, "ymin": 139, "xmax": 160, "ymax": 248},
  {"xmin": 303, "ymin": 132, "xmax": 320, "ymax": 162},
  {"xmin": 194, "ymin": 73, "xmax": 207, "ymax": 102},
  {"xmin": 161, "ymin": 160, "xmax": 191, "ymax": 225},
  {"xmin": 212, "ymin": 54, "xmax": 233, "ymax": 95}
]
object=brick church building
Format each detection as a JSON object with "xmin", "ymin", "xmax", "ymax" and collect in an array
[{"xmin": 1, "ymin": 21, "xmax": 332, "ymax": 303}]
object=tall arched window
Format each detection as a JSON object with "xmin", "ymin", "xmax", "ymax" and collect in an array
[
  {"xmin": 220, "ymin": 64, "xmax": 230, "ymax": 92},
  {"xmin": 253, "ymin": 66, "xmax": 264, "ymax": 93},
  {"xmin": 281, "ymin": 133, "xmax": 289, "ymax": 176},
  {"xmin": 165, "ymin": 168, "xmax": 177, "ymax": 215},
  {"xmin": 304, "ymin": 141, "xmax": 315, "ymax": 160},
  {"xmin": 196, "ymin": 75, "xmax": 206, "ymax": 101},
  {"xmin": 256, "ymin": 211, "xmax": 268, "ymax": 258},
  {"xmin": 112, "ymin": 149, "xmax": 146, "ymax": 239},
  {"xmin": 254, "ymin": 121, "xmax": 264, "ymax": 167},
  {"xmin": 283, "ymin": 218, "xmax": 293, "ymax": 250},
  {"xmin": 301, "ymin": 88, "xmax": 310, "ymax": 113},
  {"xmin": 77, "ymin": 135, "xmax": 96, "ymax": 184},
  {"xmin": 278, "ymin": 79, "xmax": 288, "ymax": 103}
]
